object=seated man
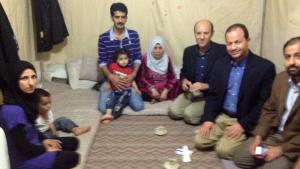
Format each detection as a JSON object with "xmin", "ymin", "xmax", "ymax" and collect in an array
[
  {"xmin": 194, "ymin": 23, "xmax": 276, "ymax": 159},
  {"xmin": 233, "ymin": 36, "xmax": 300, "ymax": 169},
  {"xmin": 97, "ymin": 2, "xmax": 144, "ymax": 114},
  {"xmin": 168, "ymin": 20, "xmax": 226, "ymax": 125}
]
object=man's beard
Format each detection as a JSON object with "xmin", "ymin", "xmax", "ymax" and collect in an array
[
  {"xmin": 116, "ymin": 23, "xmax": 124, "ymax": 28},
  {"xmin": 287, "ymin": 66, "xmax": 300, "ymax": 77}
]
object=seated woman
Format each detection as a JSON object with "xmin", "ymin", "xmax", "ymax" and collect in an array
[
  {"xmin": 0, "ymin": 61, "xmax": 79, "ymax": 169},
  {"xmin": 137, "ymin": 36, "xmax": 180, "ymax": 103}
]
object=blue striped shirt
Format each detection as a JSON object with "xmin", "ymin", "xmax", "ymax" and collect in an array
[{"xmin": 98, "ymin": 28, "xmax": 141, "ymax": 68}]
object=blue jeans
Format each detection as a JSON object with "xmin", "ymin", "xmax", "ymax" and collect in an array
[
  {"xmin": 98, "ymin": 82, "xmax": 144, "ymax": 114},
  {"xmin": 106, "ymin": 89, "xmax": 131, "ymax": 118},
  {"xmin": 43, "ymin": 117, "xmax": 78, "ymax": 139}
]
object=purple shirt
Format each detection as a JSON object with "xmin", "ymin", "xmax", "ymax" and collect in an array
[{"xmin": 0, "ymin": 105, "xmax": 56, "ymax": 169}]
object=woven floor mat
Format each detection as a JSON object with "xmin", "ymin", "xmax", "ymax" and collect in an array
[{"xmin": 85, "ymin": 115, "xmax": 222, "ymax": 169}]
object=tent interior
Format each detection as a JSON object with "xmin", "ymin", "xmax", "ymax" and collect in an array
[
  {"xmin": 1, "ymin": 0, "xmax": 300, "ymax": 169},
  {"xmin": 1, "ymin": 0, "xmax": 300, "ymax": 72}
]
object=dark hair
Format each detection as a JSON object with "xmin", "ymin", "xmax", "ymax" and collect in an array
[
  {"xmin": 110, "ymin": 2, "xmax": 128, "ymax": 16},
  {"xmin": 225, "ymin": 23, "xmax": 249, "ymax": 39},
  {"xmin": 283, "ymin": 36, "xmax": 300, "ymax": 54},
  {"xmin": 35, "ymin": 88, "xmax": 51, "ymax": 101},
  {"xmin": 113, "ymin": 48, "xmax": 130, "ymax": 62}
]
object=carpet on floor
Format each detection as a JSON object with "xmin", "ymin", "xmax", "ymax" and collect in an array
[{"xmin": 85, "ymin": 115, "xmax": 222, "ymax": 169}]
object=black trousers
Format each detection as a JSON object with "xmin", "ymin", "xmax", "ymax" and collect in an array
[{"xmin": 52, "ymin": 137, "xmax": 80, "ymax": 169}]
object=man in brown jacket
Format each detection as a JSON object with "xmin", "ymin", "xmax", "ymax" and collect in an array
[{"xmin": 233, "ymin": 36, "xmax": 300, "ymax": 169}]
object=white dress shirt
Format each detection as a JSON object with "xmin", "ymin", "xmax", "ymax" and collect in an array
[{"xmin": 279, "ymin": 79, "xmax": 300, "ymax": 131}]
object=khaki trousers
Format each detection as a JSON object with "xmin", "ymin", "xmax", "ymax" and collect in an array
[
  {"xmin": 194, "ymin": 113, "xmax": 246, "ymax": 159},
  {"xmin": 233, "ymin": 133, "xmax": 292, "ymax": 169},
  {"xmin": 168, "ymin": 92, "xmax": 205, "ymax": 124}
]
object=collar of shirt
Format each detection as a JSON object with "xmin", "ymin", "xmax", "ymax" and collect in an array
[
  {"xmin": 198, "ymin": 43, "xmax": 211, "ymax": 57},
  {"xmin": 109, "ymin": 27, "xmax": 129, "ymax": 41},
  {"xmin": 288, "ymin": 78, "xmax": 300, "ymax": 92},
  {"xmin": 199, "ymin": 51, "xmax": 209, "ymax": 58},
  {"xmin": 230, "ymin": 57, "xmax": 248, "ymax": 68}
]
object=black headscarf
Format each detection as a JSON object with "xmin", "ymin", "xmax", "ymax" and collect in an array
[{"xmin": 2, "ymin": 60, "xmax": 38, "ymax": 124}]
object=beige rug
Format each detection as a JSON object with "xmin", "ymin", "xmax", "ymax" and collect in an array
[{"xmin": 85, "ymin": 116, "xmax": 222, "ymax": 169}]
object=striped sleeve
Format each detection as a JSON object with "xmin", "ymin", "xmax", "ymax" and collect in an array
[
  {"xmin": 128, "ymin": 30, "xmax": 141, "ymax": 64},
  {"xmin": 98, "ymin": 32, "xmax": 109, "ymax": 67}
]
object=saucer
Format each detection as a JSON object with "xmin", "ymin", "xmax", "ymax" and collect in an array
[
  {"xmin": 154, "ymin": 126, "xmax": 168, "ymax": 136},
  {"xmin": 163, "ymin": 159, "xmax": 180, "ymax": 169}
]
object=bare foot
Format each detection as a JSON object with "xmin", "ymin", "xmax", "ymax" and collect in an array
[
  {"xmin": 72, "ymin": 126, "xmax": 91, "ymax": 136},
  {"xmin": 100, "ymin": 114, "xmax": 113, "ymax": 124}
]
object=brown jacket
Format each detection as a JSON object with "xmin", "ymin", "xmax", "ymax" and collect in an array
[{"xmin": 253, "ymin": 71, "xmax": 300, "ymax": 160}]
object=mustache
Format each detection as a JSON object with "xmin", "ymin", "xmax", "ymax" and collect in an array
[{"xmin": 288, "ymin": 66, "xmax": 298, "ymax": 69}]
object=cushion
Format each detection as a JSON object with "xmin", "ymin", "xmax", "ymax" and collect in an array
[
  {"xmin": 122, "ymin": 100, "xmax": 173, "ymax": 115},
  {"xmin": 173, "ymin": 64, "xmax": 181, "ymax": 79},
  {"xmin": 66, "ymin": 58, "xmax": 82, "ymax": 89},
  {"xmin": 79, "ymin": 56, "xmax": 103, "ymax": 82},
  {"xmin": 66, "ymin": 58, "xmax": 97, "ymax": 89},
  {"xmin": 47, "ymin": 63, "xmax": 68, "ymax": 80}
]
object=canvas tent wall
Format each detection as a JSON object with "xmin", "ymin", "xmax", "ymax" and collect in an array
[{"xmin": 1, "ymin": 0, "xmax": 299, "ymax": 72}]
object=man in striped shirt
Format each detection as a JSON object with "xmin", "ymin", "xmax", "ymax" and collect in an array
[{"xmin": 97, "ymin": 2, "xmax": 144, "ymax": 115}]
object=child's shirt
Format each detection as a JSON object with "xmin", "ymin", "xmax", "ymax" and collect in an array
[
  {"xmin": 109, "ymin": 63, "xmax": 133, "ymax": 90},
  {"xmin": 35, "ymin": 110, "xmax": 54, "ymax": 132}
]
